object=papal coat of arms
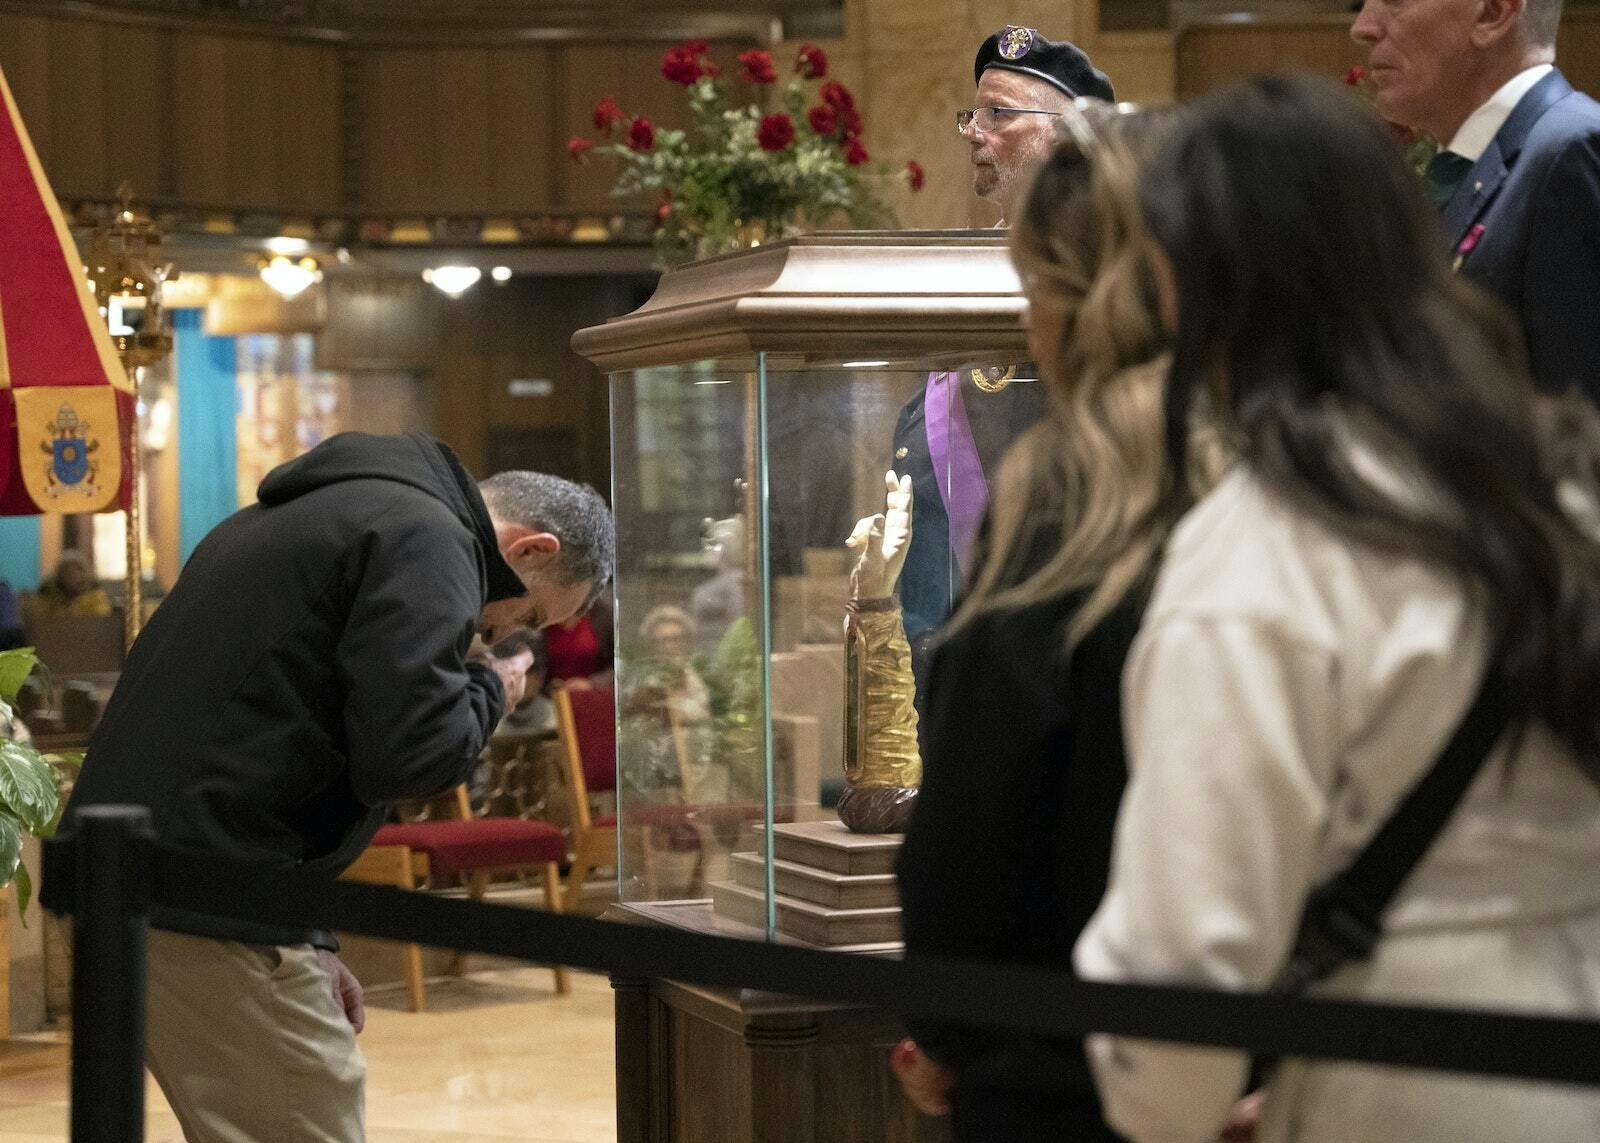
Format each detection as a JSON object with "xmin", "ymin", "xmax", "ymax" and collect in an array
[{"xmin": 39, "ymin": 402, "xmax": 100, "ymax": 498}]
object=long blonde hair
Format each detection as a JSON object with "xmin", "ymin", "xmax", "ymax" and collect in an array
[{"xmin": 952, "ymin": 105, "xmax": 1226, "ymax": 644}]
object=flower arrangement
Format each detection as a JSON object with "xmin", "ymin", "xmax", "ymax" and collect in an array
[
  {"xmin": 569, "ymin": 41, "xmax": 925, "ymax": 264},
  {"xmin": 1345, "ymin": 65, "xmax": 1438, "ymax": 173}
]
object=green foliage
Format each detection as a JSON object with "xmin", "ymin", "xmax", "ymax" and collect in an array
[
  {"xmin": 0, "ymin": 646, "xmax": 38, "ymax": 701},
  {"xmin": 0, "ymin": 647, "xmax": 74, "ymax": 921}
]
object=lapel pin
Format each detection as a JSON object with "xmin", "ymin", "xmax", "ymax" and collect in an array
[
  {"xmin": 895, "ymin": 447, "xmax": 909, "ymax": 460},
  {"xmin": 1452, "ymin": 223, "xmax": 1486, "ymax": 272}
]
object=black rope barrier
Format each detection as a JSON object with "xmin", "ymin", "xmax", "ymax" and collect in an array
[{"xmin": 51, "ymin": 809, "xmax": 1600, "ymax": 1141}]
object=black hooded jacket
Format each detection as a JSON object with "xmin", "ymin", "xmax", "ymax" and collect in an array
[{"xmin": 43, "ymin": 432, "xmax": 525, "ymax": 947}]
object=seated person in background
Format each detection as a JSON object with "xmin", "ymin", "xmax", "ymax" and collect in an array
[
  {"xmin": 544, "ymin": 594, "xmax": 613, "ymax": 691},
  {"xmin": 619, "ymin": 605, "xmax": 715, "ymax": 802},
  {"xmin": 1074, "ymin": 75, "xmax": 1600, "ymax": 1143},
  {"xmin": 29, "ymin": 551, "xmax": 111, "ymax": 618},
  {"xmin": 0, "ymin": 579, "xmax": 23, "ymax": 650}
]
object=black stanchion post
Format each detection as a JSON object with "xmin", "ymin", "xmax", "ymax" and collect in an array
[{"xmin": 70, "ymin": 805, "xmax": 154, "ymax": 1143}]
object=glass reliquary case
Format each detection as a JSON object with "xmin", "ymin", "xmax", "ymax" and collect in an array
[{"xmin": 573, "ymin": 232, "xmax": 1031, "ymax": 948}]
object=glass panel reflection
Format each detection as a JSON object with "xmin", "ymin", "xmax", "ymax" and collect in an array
[{"xmin": 609, "ymin": 356, "xmax": 1037, "ymax": 940}]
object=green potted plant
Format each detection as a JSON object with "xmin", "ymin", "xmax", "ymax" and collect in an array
[{"xmin": 0, "ymin": 648, "xmax": 81, "ymax": 919}]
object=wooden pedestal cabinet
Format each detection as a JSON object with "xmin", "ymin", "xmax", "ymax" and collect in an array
[{"xmin": 613, "ymin": 975, "xmax": 952, "ymax": 1143}]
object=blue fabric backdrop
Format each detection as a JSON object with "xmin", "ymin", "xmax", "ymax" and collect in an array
[
  {"xmin": 175, "ymin": 308, "xmax": 237, "ymax": 564},
  {"xmin": 0, "ymin": 516, "xmax": 42, "ymax": 590}
]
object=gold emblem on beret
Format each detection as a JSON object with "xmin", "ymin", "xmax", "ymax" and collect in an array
[
  {"xmin": 998, "ymin": 26, "xmax": 1036, "ymax": 61},
  {"xmin": 970, "ymin": 365, "xmax": 1017, "ymax": 393}
]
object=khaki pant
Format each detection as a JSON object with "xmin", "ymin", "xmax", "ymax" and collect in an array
[{"xmin": 145, "ymin": 929, "xmax": 366, "ymax": 1143}]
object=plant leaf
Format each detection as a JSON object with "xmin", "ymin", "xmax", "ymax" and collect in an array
[
  {"xmin": 13, "ymin": 860, "xmax": 30, "ymax": 923},
  {"xmin": 0, "ymin": 739, "xmax": 60, "ymax": 835},
  {"xmin": 0, "ymin": 812, "xmax": 21, "ymax": 892},
  {"xmin": 0, "ymin": 648, "xmax": 38, "ymax": 703}
]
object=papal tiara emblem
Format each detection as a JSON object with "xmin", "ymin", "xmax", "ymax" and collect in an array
[{"xmin": 998, "ymin": 26, "xmax": 1035, "ymax": 61}]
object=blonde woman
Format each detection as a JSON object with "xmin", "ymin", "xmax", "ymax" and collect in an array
[{"xmin": 893, "ymin": 103, "xmax": 1224, "ymax": 1142}]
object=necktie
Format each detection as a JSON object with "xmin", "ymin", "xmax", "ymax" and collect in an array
[{"xmin": 1424, "ymin": 150, "xmax": 1474, "ymax": 210}]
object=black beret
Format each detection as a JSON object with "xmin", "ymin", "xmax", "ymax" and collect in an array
[{"xmin": 974, "ymin": 25, "xmax": 1115, "ymax": 103}]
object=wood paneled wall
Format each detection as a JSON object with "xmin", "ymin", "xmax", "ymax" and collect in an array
[
  {"xmin": 0, "ymin": 12, "xmax": 342, "ymax": 209},
  {"xmin": 0, "ymin": 7, "xmax": 744, "ymax": 216},
  {"xmin": 1177, "ymin": 10, "xmax": 1600, "ymax": 100},
  {"xmin": 432, "ymin": 275, "xmax": 645, "ymax": 490},
  {"xmin": 318, "ymin": 273, "xmax": 649, "ymax": 493},
  {"xmin": 356, "ymin": 41, "xmax": 716, "ymax": 215}
]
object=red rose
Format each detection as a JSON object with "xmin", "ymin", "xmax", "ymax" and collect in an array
[
  {"xmin": 820, "ymin": 81, "xmax": 855, "ymax": 111},
  {"xmin": 661, "ymin": 46, "xmax": 703, "ymax": 85},
  {"xmin": 906, "ymin": 160, "xmax": 925, "ymax": 191},
  {"xmin": 739, "ymin": 49, "xmax": 778, "ymax": 85},
  {"xmin": 627, "ymin": 117, "xmax": 656, "ymax": 152},
  {"xmin": 593, "ymin": 96, "xmax": 626, "ymax": 135},
  {"xmin": 684, "ymin": 40, "xmax": 710, "ymax": 56},
  {"xmin": 796, "ymin": 44, "xmax": 828, "ymax": 79},
  {"xmin": 807, "ymin": 105, "xmax": 838, "ymax": 137},
  {"xmin": 657, "ymin": 200, "xmax": 672, "ymax": 225},
  {"xmin": 758, "ymin": 113, "xmax": 796, "ymax": 152},
  {"xmin": 841, "ymin": 107, "xmax": 863, "ymax": 137},
  {"xmin": 567, "ymin": 136, "xmax": 594, "ymax": 162},
  {"xmin": 843, "ymin": 136, "xmax": 869, "ymax": 166},
  {"xmin": 1344, "ymin": 65, "xmax": 1369, "ymax": 86}
]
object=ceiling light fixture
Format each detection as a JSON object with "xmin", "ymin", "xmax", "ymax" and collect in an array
[
  {"xmin": 424, "ymin": 265, "xmax": 482, "ymax": 297},
  {"xmin": 259, "ymin": 255, "xmax": 321, "ymax": 298}
]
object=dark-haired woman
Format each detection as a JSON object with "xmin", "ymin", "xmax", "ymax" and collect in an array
[
  {"xmin": 892, "ymin": 103, "xmax": 1224, "ymax": 1142},
  {"xmin": 1075, "ymin": 74, "xmax": 1600, "ymax": 1143}
]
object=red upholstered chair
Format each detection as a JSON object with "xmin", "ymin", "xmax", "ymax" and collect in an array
[
  {"xmin": 554, "ymin": 685, "xmax": 620, "ymax": 910},
  {"xmin": 343, "ymin": 785, "xmax": 568, "ymax": 1011},
  {"xmin": 557, "ymin": 686, "xmax": 740, "ymax": 904}
]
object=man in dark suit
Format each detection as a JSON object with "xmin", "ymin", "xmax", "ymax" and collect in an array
[
  {"xmin": 893, "ymin": 27, "xmax": 1111, "ymax": 693},
  {"xmin": 1354, "ymin": 0, "xmax": 1600, "ymax": 402}
]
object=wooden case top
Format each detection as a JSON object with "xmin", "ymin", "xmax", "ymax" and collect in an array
[{"xmin": 570, "ymin": 231, "xmax": 1030, "ymax": 372}]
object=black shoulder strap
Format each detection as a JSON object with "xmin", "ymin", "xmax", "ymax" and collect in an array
[{"xmin": 1280, "ymin": 667, "xmax": 1510, "ymax": 991}]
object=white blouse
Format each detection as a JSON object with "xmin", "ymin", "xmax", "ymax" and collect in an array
[{"xmin": 1074, "ymin": 466, "xmax": 1600, "ymax": 1143}]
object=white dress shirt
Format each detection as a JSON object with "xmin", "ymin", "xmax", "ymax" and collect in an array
[
  {"xmin": 1074, "ymin": 464, "xmax": 1600, "ymax": 1143},
  {"xmin": 1448, "ymin": 63, "xmax": 1554, "ymax": 161}
]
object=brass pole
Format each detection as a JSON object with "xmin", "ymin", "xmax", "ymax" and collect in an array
[{"xmin": 122, "ymin": 388, "xmax": 143, "ymax": 653}]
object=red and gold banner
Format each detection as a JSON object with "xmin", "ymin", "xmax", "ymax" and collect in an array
[{"xmin": 0, "ymin": 63, "xmax": 133, "ymax": 516}]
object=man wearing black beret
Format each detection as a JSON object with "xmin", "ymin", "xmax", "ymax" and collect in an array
[
  {"xmin": 890, "ymin": 25, "xmax": 1114, "ymax": 700},
  {"xmin": 966, "ymin": 24, "xmax": 1116, "ymax": 224}
]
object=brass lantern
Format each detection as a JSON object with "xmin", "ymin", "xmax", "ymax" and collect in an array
[
  {"xmin": 85, "ymin": 187, "xmax": 174, "ymax": 369},
  {"xmin": 84, "ymin": 186, "xmax": 176, "ymax": 647}
]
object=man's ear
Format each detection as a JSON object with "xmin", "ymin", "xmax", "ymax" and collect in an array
[
  {"xmin": 502, "ymin": 530, "xmax": 561, "ymax": 574},
  {"xmin": 1471, "ymin": 0, "xmax": 1526, "ymax": 49}
]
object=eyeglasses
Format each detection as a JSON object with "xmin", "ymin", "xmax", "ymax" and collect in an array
[
  {"xmin": 1054, "ymin": 97, "xmax": 1145, "ymax": 152},
  {"xmin": 955, "ymin": 106, "xmax": 1061, "ymax": 134}
]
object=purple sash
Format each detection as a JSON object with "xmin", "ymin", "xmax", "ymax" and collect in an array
[{"xmin": 923, "ymin": 371, "xmax": 988, "ymax": 577}]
